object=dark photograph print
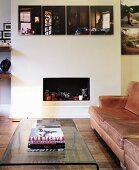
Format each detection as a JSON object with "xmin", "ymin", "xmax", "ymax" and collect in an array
[
  {"xmin": 67, "ymin": 6, "xmax": 89, "ymax": 35},
  {"xmin": 42, "ymin": 6, "xmax": 65, "ymax": 35},
  {"xmin": 121, "ymin": 28, "xmax": 139, "ymax": 54},
  {"xmin": 90, "ymin": 6, "xmax": 113, "ymax": 35},
  {"xmin": 18, "ymin": 6, "xmax": 42, "ymax": 35},
  {"xmin": 121, "ymin": 0, "xmax": 139, "ymax": 28}
]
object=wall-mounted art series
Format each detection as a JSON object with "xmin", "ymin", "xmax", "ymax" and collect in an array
[
  {"xmin": 18, "ymin": 5, "xmax": 113, "ymax": 36},
  {"xmin": 0, "ymin": 23, "xmax": 11, "ymax": 44},
  {"xmin": 121, "ymin": 0, "xmax": 139, "ymax": 55}
]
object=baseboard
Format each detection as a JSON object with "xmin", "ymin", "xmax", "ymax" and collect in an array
[
  {"xmin": 10, "ymin": 105, "xmax": 90, "ymax": 118},
  {"xmin": 41, "ymin": 105, "xmax": 90, "ymax": 118}
]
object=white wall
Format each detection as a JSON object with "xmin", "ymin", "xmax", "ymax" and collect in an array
[
  {"xmin": 11, "ymin": 0, "xmax": 121, "ymax": 118},
  {"xmin": 0, "ymin": 0, "xmax": 11, "ymax": 30},
  {"xmin": 0, "ymin": 0, "xmax": 11, "ymax": 116},
  {"xmin": 122, "ymin": 56, "xmax": 139, "ymax": 94}
]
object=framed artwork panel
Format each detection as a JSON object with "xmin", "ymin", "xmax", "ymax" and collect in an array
[
  {"xmin": 121, "ymin": 0, "xmax": 139, "ymax": 28},
  {"xmin": 42, "ymin": 6, "xmax": 65, "ymax": 35},
  {"xmin": 121, "ymin": 28, "xmax": 139, "ymax": 55},
  {"xmin": 4, "ymin": 23, "xmax": 11, "ymax": 31},
  {"xmin": 3, "ymin": 31, "xmax": 11, "ymax": 39},
  {"xmin": 67, "ymin": 6, "xmax": 90, "ymax": 35},
  {"xmin": 18, "ymin": 6, "xmax": 42, "ymax": 35},
  {"xmin": 90, "ymin": 6, "xmax": 114, "ymax": 35}
]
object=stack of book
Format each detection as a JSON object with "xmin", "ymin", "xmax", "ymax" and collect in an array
[{"xmin": 27, "ymin": 120, "xmax": 65, "ymax": 152}]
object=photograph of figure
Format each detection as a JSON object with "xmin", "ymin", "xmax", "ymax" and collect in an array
[
  {"xmin": 90, "ymin": 6, "xmax": 113, "ymax": 35},
  {"xmin": 42, "ymin": 6, "xmax": 65, "ymax": 35},
  {"xmin": 121, "ymin": 0, "xmax": 139, "ymax": 28},
  {"xmin": 18, "ymin": 6, "xmax": 42, "ymax": 35},
  {"xmin": 67, "ymin": 6, "xmax": 89, "ymax": 35}
]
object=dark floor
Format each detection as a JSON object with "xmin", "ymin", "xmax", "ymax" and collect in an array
[{"xmin": 74, "ymin": 118, "xmax": 122, "ymax": 170}]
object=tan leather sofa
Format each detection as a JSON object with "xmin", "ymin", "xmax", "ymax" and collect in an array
[{"xmin": 89, "ymin": 81, "xmax": 139, "ymax": 169}]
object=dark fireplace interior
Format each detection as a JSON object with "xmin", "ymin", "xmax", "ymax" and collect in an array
[{"xmin": 43, "ymin": 77, "xmax": 90, "ymax": 101}]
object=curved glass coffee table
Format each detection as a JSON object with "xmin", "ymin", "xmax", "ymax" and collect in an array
[{"xmin": 0, "ymin": 119, "xmax": 99, "ymax": 170}]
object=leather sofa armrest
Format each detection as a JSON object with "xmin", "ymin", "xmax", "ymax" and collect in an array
[{"xmin": 99, "ymin": 96, "xmax": 128, "ymax": 108}]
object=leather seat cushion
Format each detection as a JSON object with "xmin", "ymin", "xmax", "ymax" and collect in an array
[
  {"xmin": 124, "ymin": 138, "xmax": 139, "ymax": 166},
  {"xmin": 103, "ymin": 121, "xmax": 139, "ymax": 149}
]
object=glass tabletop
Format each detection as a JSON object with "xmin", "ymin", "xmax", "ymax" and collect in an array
[{"xmin": 0, "ymin": 119, "xmax": 99, "ymax": 170}]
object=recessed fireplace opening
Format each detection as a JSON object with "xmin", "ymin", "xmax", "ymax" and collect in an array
[{"xmin": 43, "ymin": 77, "xmax": 90, "ymax": 101}]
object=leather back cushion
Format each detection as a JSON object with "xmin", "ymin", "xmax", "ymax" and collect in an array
[{"xmin": 125, "ymin": 82, "xmax": 139, "ymax": 116}]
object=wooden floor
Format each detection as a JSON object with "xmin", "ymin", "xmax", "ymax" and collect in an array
[
  {"xmin": 74, "ymin": 119, "xmax": 122, "ymax": 170},
  {"xmin": 0, "ymin": 118, "xmax": 122, "ymax": 170}
]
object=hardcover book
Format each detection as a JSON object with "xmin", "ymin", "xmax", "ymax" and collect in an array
[
  {"xmin": 27, "ymin": 148, "xmax": 65, "ymax": 152},
  {"xmin": 29, "ymin": 127, "xmax": 64, "ymax": 141},
  {"xmin": 28, "ymin": 142, "xmax": 65, "ymax": 149},
  {"xmin": 28, "ymin": 127, "xmax": 65, "ymax": 151},
  {"xmin": 32, "ymin": 119, "xmax": 61, "ymax": 128}
]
